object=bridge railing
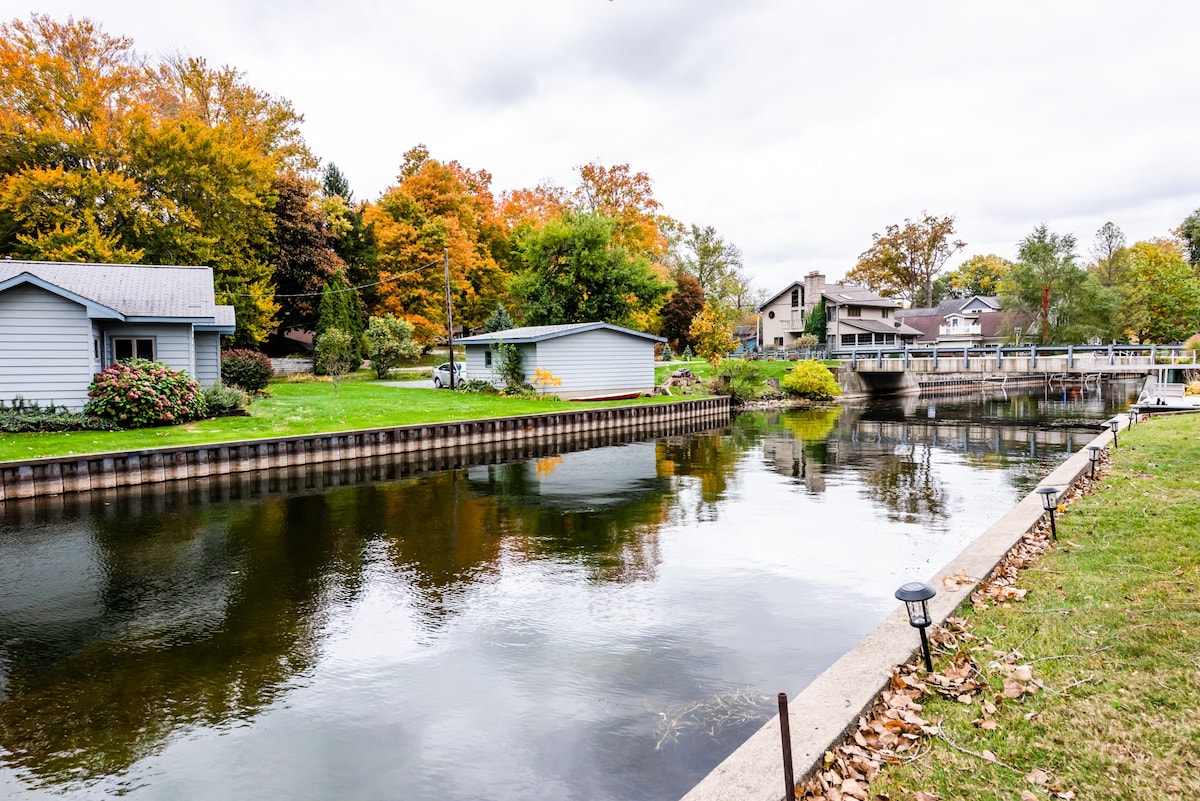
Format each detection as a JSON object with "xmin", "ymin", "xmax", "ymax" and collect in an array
[{"xmin": 831, "ymin": 343, "xmax": 1199, "ymax": 371}]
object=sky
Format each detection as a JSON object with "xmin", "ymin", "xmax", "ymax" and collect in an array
[{"xmin": 22, "ymin": 0, "xmax": 1200, "ymax": 294}]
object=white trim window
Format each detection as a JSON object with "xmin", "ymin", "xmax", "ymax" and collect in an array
[{"xmin": 113, "ymin": 337, "xmax": 155, "ymax": 362}]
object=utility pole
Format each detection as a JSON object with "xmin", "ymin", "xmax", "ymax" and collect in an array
[{"xmin": 444, "ymin": 248, "xmax": 456, "ymax": 389}]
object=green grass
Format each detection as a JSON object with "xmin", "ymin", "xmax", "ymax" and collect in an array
[
  {"xmin": 0, "ymin": 381, "xmax": 678, "ymax": 463},
  {"xmin": 865, "ymin": 414, "xmax": 1200, "ymax": 800},
  {"xmin": 654, "ymin": 358, "xmax": 837, "ymax": 385}
]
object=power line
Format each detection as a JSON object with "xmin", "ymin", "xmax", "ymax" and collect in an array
[{"xmin": 223, "ymin": 257, "xmax": 444, "ymax": 299}]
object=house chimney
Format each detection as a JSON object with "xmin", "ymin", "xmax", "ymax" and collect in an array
[{"xmin": 804, "ymin": 271, "xmax": 826, "ymax": 312}]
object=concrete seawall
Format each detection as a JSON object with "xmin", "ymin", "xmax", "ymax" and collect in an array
[
  {"xmin": 0, "ymin": 397, "xmax": 729, "ymax": 502},
  {"xmin": 681, "ymin": 414, "xmax": 1127, "ymax": 801}
]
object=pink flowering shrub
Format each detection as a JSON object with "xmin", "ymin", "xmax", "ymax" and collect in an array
[{"xmin": 85, "ymin": 359, "xmax": 208, "ymax": 428}]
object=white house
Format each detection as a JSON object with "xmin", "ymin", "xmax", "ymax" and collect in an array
[
  {"xmin": 0, "ymin": 260, "xmax": 235, "ymax": 410},
  {"xmin": 454, "ymin": 322, "xmax": 664, "ymax": 399},
  {"xmin": 759, "ymin": 272, "xmax": 922, "ymax": 350}
]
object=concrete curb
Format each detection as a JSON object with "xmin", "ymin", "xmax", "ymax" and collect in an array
[{"xmin": 680, "ymin": 416, "xmax": 1127, "ymax": 801}]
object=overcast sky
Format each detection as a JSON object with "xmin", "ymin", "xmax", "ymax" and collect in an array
[{"xmin": 24, "ymin": 1, "xmax": 1200, "ymax": 293}]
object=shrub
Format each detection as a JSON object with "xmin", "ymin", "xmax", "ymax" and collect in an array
[
  {"xmin": 713, "ymin": 359, "xmax": 766, "ymax": 402},
  {"xmin": 682, "ymin": 345, "xmax": 694, "ymax": 360},
  {"xmin": 366, "ymin": 314, "xmax": 421, "ymax": 378},
  {"xmin": 795, "ymin": 333, "xmax": 819, "ymax": 347},
  {"xmin": 203, "ymin": 383, "xmax": 250, "ymax": 415},
  {"xmin": 781, "ymin": 360, "xmax": 842, "ymax": 401},
  {"xmin": 0, "ymin": 397, "xmax": 120, "ymax": 433},
  {"xmin": 454, "ymin": 379, "xmax": 499, "ymax": 394},
  {"xmin": 221, "ymin": 349, "xmax": 273, "ymax": 391},
  {"xmin": 315, "ymin": 328, "xmax": 359, "ymax": 395},
  {"xmin": 85, "ymin": 359, "xmax": 207, "ymax": 427},
  {"xmin": 491, "ymin": 341, "xmax": 525, "ymax": 388},
  {"xmin": 661, "ymin": 343, "xmax": 673, "ymax": 361},
  {"xmin": 1182, "ymin": 333, "xmax": 1200, "ymax": 352}
]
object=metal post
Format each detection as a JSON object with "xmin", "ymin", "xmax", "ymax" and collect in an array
[
  {"xmin": 918, "ymin": 626, "xmax": 933, "ymax": 672},
  {"xmin": 1048, "ymin": 508, "xmax": 1057, "ymax": 540},
  {"xmin": 778, "ymin": 693, "xmax": 796, "ymax": 801},
  {"xmin": 444, "ymin": 248, "xmax": 456, "ymax": 389},
  {"xmin": 1068, "ymin": 345, "xmax": 1074, "ymax": 369}
]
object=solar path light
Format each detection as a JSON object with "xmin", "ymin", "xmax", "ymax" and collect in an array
[
  {"xmin": 895, "ymin": 581, "xmax": 936, "ymax": 672},
  {"xmin": 1109, "ymin": 418, "xmax": 1120, "ymax": 448},
  {"xmin": 1087, "ymin": 445, "xmax": 1102, "ymax": 480},
  {"xmin": 1036, "ymin": 486, "xmax": 1060, "ymax": 541}
]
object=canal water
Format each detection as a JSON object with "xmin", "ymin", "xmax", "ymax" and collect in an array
[{"xmin": 0, "ymin": 381, "xmax": 1138, "ymax": 801}]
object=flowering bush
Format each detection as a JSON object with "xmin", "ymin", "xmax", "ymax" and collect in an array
[
  {"xmin": 221, "ymin": 349, "xmax": 273, "ymax": 391},
  {"xmin": 85, "ymin": 359, "xmax": 208, "ymax": 427},
  {"xmin": 780, "ymin": 360, "xmax": 842, "ymax": 401}
]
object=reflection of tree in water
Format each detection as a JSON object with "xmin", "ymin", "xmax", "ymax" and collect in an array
[
  {"xmin": 856, "ymin": 443, "xmax": 949, "ymax": 525},
  {"xmin": 656, "ymin": 416, "xmax": 758, "ymax": 517},
  {"xmin": 0, "ymin": 491, "xmax": 369, "ymax": 788}
]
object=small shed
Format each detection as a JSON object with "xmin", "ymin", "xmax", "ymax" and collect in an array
[
  {"xmin": 454, "ymin": 322, "xmax": 664, "ymax": 399},
  {"xmin": 0, "ymin": 260, "xmax": 235, "ymax": 410}
]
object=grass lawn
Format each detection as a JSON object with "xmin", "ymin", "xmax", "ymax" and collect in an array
[
  {"xmin": 0, "ymin": 380, "xmax": 679, "ymax": 463},
  {"xmin": 654, "ymin": 358, "xmax": 837, "ymax": 385},
  {"xmin": 854, "ymin": 414, "xmax": 1200, "ymax": 800}
]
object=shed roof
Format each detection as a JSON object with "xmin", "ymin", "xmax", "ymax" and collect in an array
[
  {"xmin": 0, "ymin": 260, "xmax": 233, "ymax": 326},
  {"xmin": 455, "ymin": 322, "xmax": 665, "ymax": 345}
]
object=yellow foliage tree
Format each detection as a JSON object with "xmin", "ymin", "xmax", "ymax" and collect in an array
[{"xmin": 689, "ymin": 301, "xmax": 738, "ymax": 368}]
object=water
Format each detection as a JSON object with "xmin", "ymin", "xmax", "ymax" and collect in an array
[{"xmin": 0, "ymin": 382, "xmax": 1137, "ymax": 801}]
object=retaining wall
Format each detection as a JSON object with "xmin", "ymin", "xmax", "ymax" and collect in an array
[
  {"xmin": 681, "ymin": 414, "xmax": 1127, "ymax": 801},
  {"xmin": 0, "ymin": 397, "xmax": 729, "ymax": 502}
]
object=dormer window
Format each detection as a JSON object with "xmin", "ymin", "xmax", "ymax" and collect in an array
[{"xmin": 790, "ymin": 288, "xmax": 800, "ymax": 308}]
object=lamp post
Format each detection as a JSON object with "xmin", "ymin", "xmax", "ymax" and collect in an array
[
  {"xmin": 1087, "ymin": 445, "xmax": 1101, "ymax": 480},
  {"xmin": 1036, "ymin": 486, "xmax": 1059, "ymax": 540},
  {"xmin": 1014, "ymin": 326, "xmax": 1022, "ymax": 346},
  {"xmin": 895, "ymin": 582, "xmax": 936, "ymax": 672},
  {"xmin": 1109, "ymin": 418, "xmax": 1120, "ymax": 448}
]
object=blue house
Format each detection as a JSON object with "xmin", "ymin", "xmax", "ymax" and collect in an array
[{"xmin": 0, "ymin": 260, "xmax": 235, "ymax": 410}]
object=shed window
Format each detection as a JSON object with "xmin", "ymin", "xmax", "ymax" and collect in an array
[
  {"xmin": 114, "ymin": 337, "xmax": 155, "ymax": 362},
  {"xmin": 485, "ymin": 350, "xmax": 493, "ymax": 367}
]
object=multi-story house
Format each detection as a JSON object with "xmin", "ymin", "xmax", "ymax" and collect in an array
[{"xmin": 758, "ymin": 272, "xmax": 922, "ymax": 351}]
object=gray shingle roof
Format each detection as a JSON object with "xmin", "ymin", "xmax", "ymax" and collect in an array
[
  {"xmin": 0, "ymin": 260, "xmax": 227, "ymax": 322},
  {"xmin": 455, "ymin": 322, "xmax": 664, "ymax": 344}
]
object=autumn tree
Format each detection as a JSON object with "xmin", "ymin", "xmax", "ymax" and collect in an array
[
  {"xmin": 936, "ymin": 254, "xmax": 1012, "ymax": 299},
  {"xmin": 321, "ymin": 162, "xmax": 379, "ymax": 311},
  {"xmin": 269, "ymin": 171, "xmax": 344, "ymax": 333},
  {"xmin": 512, "ymin": 211, "xmax": 668, "ymax": 327},
  {"xmin": 1119, "ymin": 239, "xmax": 1200, "ymax": 343},
  {"xmin": 660, "ymin": 273, "xmax": 705, "ymax": 352},
  {"xmin": 689, "ymin": 301, "xmax": 738, "ymax": 367},
  {"xmin": 573, "ymin": 162, "xmax": 665, "ymax": 259},
  {"xmin": 847, "ymin": 213, "xmax": 966, "ymax": 307},
  {"xmin": 365, "ymin": 147, "xmax": 507, "ymax": 342},
  {"xmin": 1002, "ymin": 224, "xmax": 1118, "ymax": 345}
]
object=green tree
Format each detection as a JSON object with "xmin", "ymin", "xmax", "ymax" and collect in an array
[
  {"xmin": 314, "ymin": 327, "xmax": 357, "ymax": 395},
  {"xmin": 674, "ymin": 224, "xmax": 749, "ymax": 310},
  {"xmin": 847, "ymin": 212, "xmax": 966, "ymax": 307},
  {"xmin": 1179, "ymin": 208, "xmax": 1200, "ymax": 268},
  {"xmin": 321, "ymin": 161, "xmax": 380, "ymax": 312},
  {"xmin": 512, "ymin": 211, "xmax": 668, "ymax": 327},
  {"xmin": 365, "ymin": 314, "xmax": 420, "ymax": 378},
  {"xmin": 660, "ymin": 273, "xmax": 705, "ymax": 352},
  {"xmin": 315, "ymin": 271, "xmax": 363, "ymax": 364},
  {"xmin": 1088, "ymin": 222, "xmax": 1131, "ymax": 288},
  {"xmin": 270, "ymin": 171, "xmax": 344, "ymax": 333},
  {"xmin": 804, "ymin": 300, "xmax": 827, "ymax": 342},
  {"xmin": 1003, "ymin": 224, "xmax": 1118, "ymax": 344},
  {"xmin": 483, "ymin": 303, "xmax": 515, "ymax": 333},
  {"xmin": 1120, "ymin": 240, "xmax": 1200, "ymax": 343}
]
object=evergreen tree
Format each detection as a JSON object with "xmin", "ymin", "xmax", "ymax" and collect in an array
[
  {"xmin": 316, "ymin": 271, "xmax": 364, "ymax": 362},
  {"xmin": 804, "ymin": 301, "xmax": 827, "ymax": 342},
  {"xmin": 484, "ymin": 303, "xmax": 515, "ymax": 333}
]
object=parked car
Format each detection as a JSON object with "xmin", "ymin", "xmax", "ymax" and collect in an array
[{"xmin": 431, "ymin": 362, "xmax": 465, "ymax": 388}]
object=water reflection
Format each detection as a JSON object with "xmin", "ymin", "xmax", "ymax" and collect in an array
[{"xmin": 0, "ymin": 383, "xmax": 1138, "ymax": 801}]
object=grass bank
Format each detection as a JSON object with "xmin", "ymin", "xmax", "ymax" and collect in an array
[
  {"xmin": 0, "ymin": 381, "xmax": 678, "ymax": 463},
  {"xmin": 820, "ymin": 414, "xmax": 1200, "ymax": 800},
  {"xmin": 654, "ymin": 358, "xmax": 838, "ymax": 385}
]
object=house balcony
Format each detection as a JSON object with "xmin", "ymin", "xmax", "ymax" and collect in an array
[
  {"xmin": 939, "ymin": 323, "xmax": 981, "ymax": 336},
  {"xmin": 782, "ymin": 314, "xmax": 805, "ymax": 332}
]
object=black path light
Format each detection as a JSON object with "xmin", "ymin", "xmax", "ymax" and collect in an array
[
  {"xmin": 1087, "ymin": 445, "xmax": 1102, "ymax": 480},
  {"xmin": 1036, "ymin": 486, "xmax": 1060, "ymax": 540},
  {"xmin": 1109, "ymin": 418, "xmax": 1120, "ymax": 448},
  {"xmin": 895, "ymin": 582, "xmax": 936, "ymax": 672}
]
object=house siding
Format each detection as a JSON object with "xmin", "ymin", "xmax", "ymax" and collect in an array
[
  {"xmin": 0, "ymin": 284, "xmax": 94, "ymax": 410},
  {"xmin": 533, "ymin": 329, "xmax": 655, "ymax": 396},
  {"xmin": 194, "ymin": 332, "xmax": 221, "ymax": 386},
  {"xmin": 759, "ymin": 288, "xmax": 806, "ymax": 347},
  {"xmin": 464, "ymin": 343, "xmax": 535, "ymax": 387},
  {"xmin": 102, "ymin": 323, "xmax": 196, "ymax": 377}
]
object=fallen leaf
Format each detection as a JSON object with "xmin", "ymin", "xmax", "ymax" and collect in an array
[
  {"xmin": 1026, "ymin": 767, "xmax": 1049, "ymax": 785},
  {"xmin": 1021, "ymin": 792, "xmax": 1038, "ymax": 801},
  {"xmin": 982, "ymin": 749, "xmax": 997, "ymax": 763}
]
